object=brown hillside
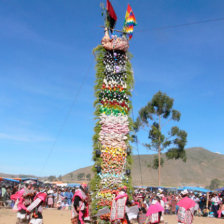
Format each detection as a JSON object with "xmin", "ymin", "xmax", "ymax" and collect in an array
[
  {"xmin": 62, "ymin": 147, "xmax": 224, "ymax": 187},
  {"xmin": 0, "ymin": 173, "xmax": 37, "ymax": 179}
]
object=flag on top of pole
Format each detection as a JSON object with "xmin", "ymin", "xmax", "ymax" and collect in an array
[
  {"xmin": 106, "ymin": 0, "xmax": 117, "ymax": 32},
  {"xmin": 123, "ymin": 4, "xmax": 137, "ymax": 40}
]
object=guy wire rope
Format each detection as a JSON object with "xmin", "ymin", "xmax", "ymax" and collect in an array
[{"xmin": 40, "ymin": 60, "xmax": 93, "ymax": 174}]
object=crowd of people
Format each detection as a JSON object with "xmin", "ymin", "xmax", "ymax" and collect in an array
[
  {"xmin": 133, "ymin": 188, "xmax": 224, "ymax": 216},
  {"xmin": 0, "ymin": 182, "xmax": 90, "ymax": 224},
  {"xmin": 131, "ymin": 188, "xmax": 224, "ymax": 223},
  {"xmin": 0, "ymin": 184, "xmax": 75, "ymax": 210},
  {"xmin": 1, "ymin": 181, "xmax": 224, "ymax": 224}
]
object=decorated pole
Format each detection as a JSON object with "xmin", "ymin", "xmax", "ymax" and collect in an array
[{"xmin": 91, "ymin": 1, "xmax": 137, "ymax": 222}]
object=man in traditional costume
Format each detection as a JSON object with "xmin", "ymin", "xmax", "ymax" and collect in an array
[
  {"xmin": 110, "ymin": 186, "xmax": 130, "ymax": 224},
  {"xmin": 177, "ymin": 190, "xmax": 195, "ymax": 224},
  {"xmin": 27, "ymin": 191, "xmax": 47, "ymax": 224},
  {"xmin": 71, "ymin": 183, "xmax": 90, "ymax": 224},
  {"xmin": 12, "ymin": 184, "xmax": 36, "ymax": 224}
]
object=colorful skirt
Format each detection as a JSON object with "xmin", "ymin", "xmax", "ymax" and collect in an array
[
  {"xmin": 16, "ymin": 212, "xmax": 30, "ymax": 224},
  {"xmin": 29, "ymin": 218, "xmax": 43, "ymax": 224}
]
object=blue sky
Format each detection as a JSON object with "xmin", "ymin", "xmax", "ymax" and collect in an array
[{"xmin": 0, "ymin": 0, "xmax": 223, "ymax": 176}]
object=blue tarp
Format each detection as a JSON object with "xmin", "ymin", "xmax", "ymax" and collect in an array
[
  {"xmin": 178, "ymin": 186, "xmax": 210, "ymax": 193},
  {"xmin": 21, "ymin": 178, "xmax": 38, "ymax": 181},
  {"xmin": 215, "ymin": 187, "xmax": 224, "ymax": 191},
  {"xmin": 134, "ymin": 186, "xmax": 147, "ymax": 189},
  {"xmin": 2, "ymin": 178, "xmax": 20, "ymax": 183},
  {"xmin": 67, "ymin": 183, "xmax": 80, "ymax": 188}
]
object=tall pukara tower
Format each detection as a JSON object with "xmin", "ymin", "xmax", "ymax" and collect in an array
[{"xmin": 91, "ymin": 1, "xmax": 136, "ymax": 221}]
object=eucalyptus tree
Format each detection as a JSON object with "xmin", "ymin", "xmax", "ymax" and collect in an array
[{"xmin": 135, "ymin": 91, "xmax": 187, "ymax": 186}]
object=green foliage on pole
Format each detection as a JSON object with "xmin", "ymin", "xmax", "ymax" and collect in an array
[{"xmin": 90, "ymin": 45, "xmax": 134, "ymax": 216}]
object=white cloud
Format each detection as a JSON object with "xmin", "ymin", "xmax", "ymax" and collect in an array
[
  {"xmin": 0, "ymin": 16, "xmax": 70, "ymax": 51},
  {"xmin": 215, "ymin": 152, "xmax": 222, "ymax": 154},
  {"xmin": 0, "ymin": 132, "xmax": 53, "ymax": 142}
]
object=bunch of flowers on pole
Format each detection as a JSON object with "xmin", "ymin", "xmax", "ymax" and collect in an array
[{"xmin": 90, "ymin": 1, "xmax": 137, "ymax": 222}]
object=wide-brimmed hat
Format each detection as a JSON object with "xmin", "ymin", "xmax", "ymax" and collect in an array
[{"xmin": 181, "ymin": 189, "xmax": 188, "ymax": 196}]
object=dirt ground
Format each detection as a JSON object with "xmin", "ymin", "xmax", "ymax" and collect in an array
[{"xmin": 0, "ymin": 208, "xmax": 223, "ymax": 224}]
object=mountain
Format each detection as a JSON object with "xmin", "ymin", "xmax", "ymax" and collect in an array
[
  {"xmin": 62, "ymin": 147, "xmax": 224, "ymax": 187},
  {"xmin": 0, "ymin": 173, "xmax": 37, "ymax": 179}
]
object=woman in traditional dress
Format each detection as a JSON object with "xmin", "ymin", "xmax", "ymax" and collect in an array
[
  {"xmin": 177, "ymin": 190, "xmax": 195, "ymax": 224},
  {"xmin": 47, "ymin": 189, "xmax": 54, "ymax": 208}
]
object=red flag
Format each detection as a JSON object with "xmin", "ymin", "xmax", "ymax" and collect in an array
[{"xmin": 106, "ymin": 0, "xmax": 117, "ymax": 31}]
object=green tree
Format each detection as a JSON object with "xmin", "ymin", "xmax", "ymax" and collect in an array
[
  {"xmin": 209, "ymin": 178, "xmax": 222, "ymax": 190},
  {"xmin": 86, "ymin": 174, "xmax": 91, "ymax": 181},
  {"xmin": 77, "ymin": 173, "xmax": 85, "ymax": 181},
  {"xmin": 47, "ymin": 175, "xmax": 56, "ymax": 182},
  {"xmin": 152, "ymin": 155, "xmax": 164, "ymax": 169},
  {"xmin": 135, "ymin": 91, "xmax": 187, "ymax": 186}
]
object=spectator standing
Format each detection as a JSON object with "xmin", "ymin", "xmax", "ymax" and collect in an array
[{"xmin": 211, "ymin": 193, "xmax": 220, "ymax": 217}]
